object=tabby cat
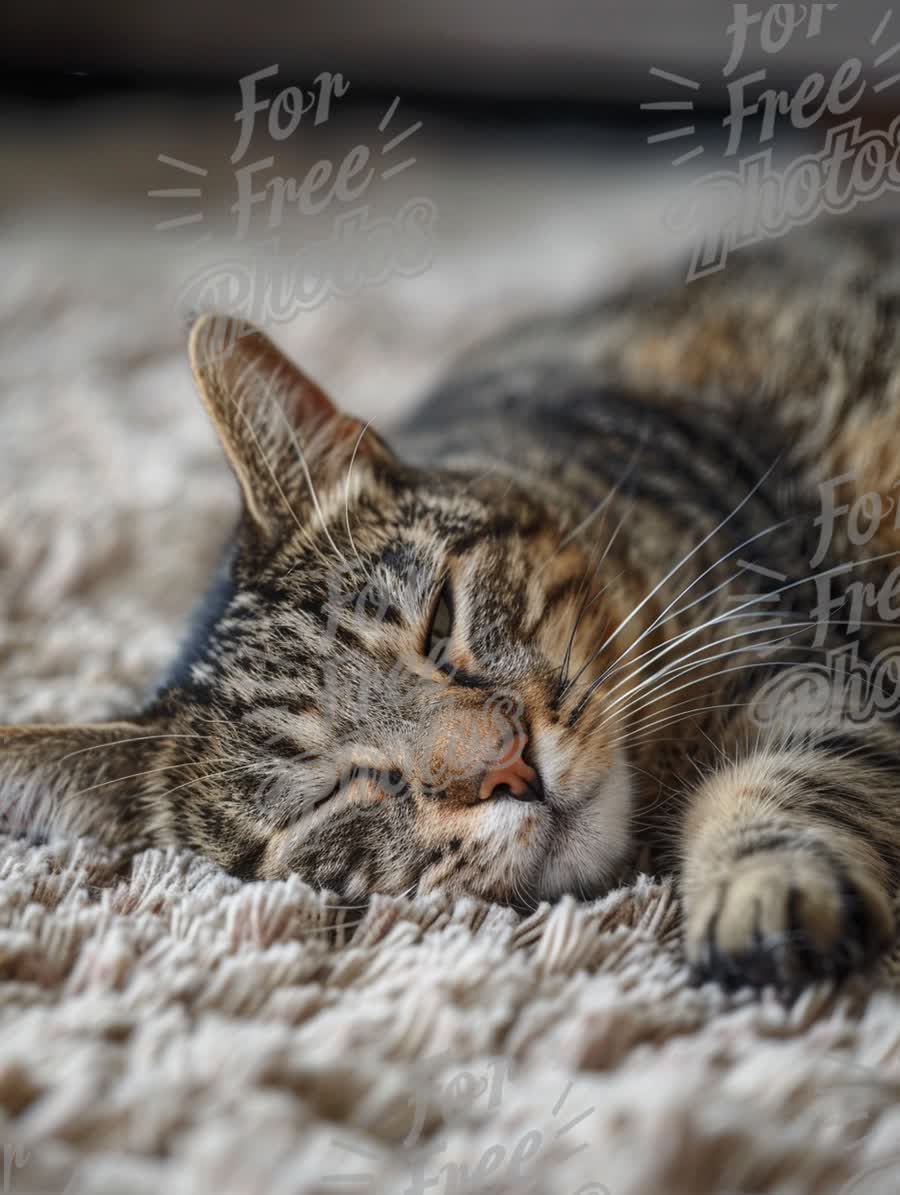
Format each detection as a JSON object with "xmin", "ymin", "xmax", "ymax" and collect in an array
[{"xmin": 4, "ymin": 221, "xmax": 900, "ymax": 994}]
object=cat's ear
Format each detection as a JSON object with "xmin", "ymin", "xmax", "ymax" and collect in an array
[
  {"xmin": 188, "ymin": 314, "xmax": 390, "ymax": 538},
  {"xmin": 0, "ymin": 721, "xmax": 164, "ymax": 847}
]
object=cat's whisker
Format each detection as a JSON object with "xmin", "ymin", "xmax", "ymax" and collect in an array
[
  {"xmin": 561, "ymin": 456, "xmax": 784, "ymax": 699},
  {"xmin": 517, "ymin": 871, "xmax": 542, "ymax": 912},
  {"xmin": 56, "ymin": 732, "xmax": 211, "ymax": 763},
  {"xmin": 625, "ymin": 764, "xmax": 679, "ymax": 822},
  {"xmin": 612, "ymin": 613, "xmax": 797, "ymax": 683},
  {"xmin": 614, "ymin": 543, "xmax": 855, "ymax": 726},
  {"xmin": 71, "ymin": 755, "xmax": 233, "ymax": 798},
  {"xmin": 608, "ymin": 659, "xmax": 807, "ymax": 746},
  {"xmin": 613, "ymin": 515, "xmax": 798, "ymax": 666},
  {"xmin": 154, "ymin": 762, "xmax": 254, "ymax": 804},
  {"xmin": 535, "ymin": 487, "xmax": 617, "ymax": 581},
  {"xmin": 564, "ymin": 511, "xmax": 793, "ymax": 700},
  {"xmin": 343, "ymin": 419, "xmax": 376, "ymax": 584},
  {"xmin": 664, "ymin": 546, "xmax": 900, "ymax": 662},
  {"xmin": 623, "ymin": 695, "xmax": 757, "ymax": 740},
  {"xmin": 605, "ymin": 600, "xmax": 900, "ymax": 712},
  {"xmin": 458, "ymin": 461, "xmax": 502, "ymax": 494},
  {"xmin": 540, "ymin": 419, "xmax": 649, "ymax": 578},
  {"xmin": 590, "ymin": 608, "xmax": 786, "ymax": 697},
  {"xmin": 596, "ymin": 618, "xmax": 817, "ymax": 716},
  {"xmin": 598, "ymin": 673, "xmax": 765, "ymax": 745},
  {"xmin": 588, "ymin": 530, "xmax": 799, "ymax": 692},
  {"xmin": 576, "ymin": 622, "xmax": 809, "ymax": 730},
  {"xmin": 557, "ymin": 572, "xmax": 618, "ymax": 693},
  {"xmin": 556, "ymin": 521, "xmax": 613, "ymax": 671},
  {"xmin": 591, "ymin": 596, "xmax": 816, "ymax": 701},
  {"xmin": 178, "ymin": 715, "xmax": 245, "ymax": 726},
  {"xmin": 695, "ymin": 722, "xmax": 729, "ymax": 764},
  {"xmin": 626, "ymin": 707, "xmax": 750, "ymax": 755},
  {"xmin": 616, "ymin": 701, "xmax": 757, "ymax": 752},
  {"xmin": 572, "ymin": 594, "xmax": 900, "ymax": 724},
  {"xmin": 556, "ymin": 499, "xmax": 635, "ymax": 691},
  {"xmin": 592, "ymin": 633, "xmax": 819, "ymax": 735}
]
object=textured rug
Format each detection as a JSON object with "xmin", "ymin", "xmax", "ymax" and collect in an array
[{"xmin": 1, "ymin": 105, "xmax": 900, "ymax": 1195}]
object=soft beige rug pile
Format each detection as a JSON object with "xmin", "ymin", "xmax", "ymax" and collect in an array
[{"xmin": 1, "ymin": 103, "xmax": 899, "ymax": 1194}]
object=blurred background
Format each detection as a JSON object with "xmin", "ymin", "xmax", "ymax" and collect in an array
[
  {"xmin": 4, "ymin": 0, "xmax": 899, "ymax": 404},
  {"xmin": 7, "ymin": 0, "xmax": 900, "ymax": 98},
  {"xmin": 3, "ymin": 0, "xmax": 900, "ymax": 425}
]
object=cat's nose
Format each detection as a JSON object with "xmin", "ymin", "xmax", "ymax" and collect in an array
[{"xmin": 478, "ymin": 739, "xmax": 544, "ymax": 803}]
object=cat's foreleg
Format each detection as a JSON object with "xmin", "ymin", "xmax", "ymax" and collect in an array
[{"xmin": 680, "ymin": 687, "xmax": 899, "ymax": 990}]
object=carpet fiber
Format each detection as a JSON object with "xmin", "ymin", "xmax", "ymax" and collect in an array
[{"xmin": 1, "ymin": 108, "xmax": 900, "ymax": 1195}]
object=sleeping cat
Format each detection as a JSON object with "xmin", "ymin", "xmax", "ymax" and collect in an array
[{"xmin": 3, "ymin": 221, "xmax": 900, "ymax": 994}]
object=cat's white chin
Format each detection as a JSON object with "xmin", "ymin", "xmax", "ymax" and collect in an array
[{"xmin": 536, "ymin": 751, "xmax": 633, "ymax": 901}]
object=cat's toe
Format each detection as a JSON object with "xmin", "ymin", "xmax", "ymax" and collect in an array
[{"xmin": 684, "ymin": 850, "xmax": 894, "ymax": 994}]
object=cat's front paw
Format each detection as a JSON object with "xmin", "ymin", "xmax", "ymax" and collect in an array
[{"xmin": 684, "ymin": 847, "xmax": 895, "ymax": 993}]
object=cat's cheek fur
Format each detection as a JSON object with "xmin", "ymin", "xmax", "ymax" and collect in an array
[
  {"xmin": 415, "ymin": 798, "xmax": 548, "ymax": 903},
  {"xmin": 537, "ymin": 750, "xmax": 633, "ymax": 900}
]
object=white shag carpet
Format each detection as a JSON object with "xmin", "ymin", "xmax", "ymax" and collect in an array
[{"xmin": 1, "ymin": 104, "xmax": 899, "ymax": 1195}]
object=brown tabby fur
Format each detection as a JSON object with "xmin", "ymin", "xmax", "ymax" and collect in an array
[{"xmin": 4, "ymin": 219, "xmax": 900, "ymax": 994}]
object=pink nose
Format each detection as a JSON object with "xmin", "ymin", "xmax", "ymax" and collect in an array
[{"xmin": 478, "ymin": 736, "xmax": 544, "ymax": 802}]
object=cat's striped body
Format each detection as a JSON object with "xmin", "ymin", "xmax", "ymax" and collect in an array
[{"xmin": 3, "ymin": 220, "xmax": 900, "ymax": 993}]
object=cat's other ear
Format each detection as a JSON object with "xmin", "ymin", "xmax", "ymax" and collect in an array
[
  {"xmin": 188, "ymin": 314, "xmax": 391, "ymax": 539},
  {"xmin": 0, "ymin": 721, "xmax": 164, "ymax": 847}
]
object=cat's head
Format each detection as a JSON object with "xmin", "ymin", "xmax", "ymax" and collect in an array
[{"xmin": 0, "ymin": 316, "xmax": 633, "ymax": 907}]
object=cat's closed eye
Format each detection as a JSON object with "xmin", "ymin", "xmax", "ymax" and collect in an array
[{"xmin": 425, "ymin": 579, "xmax": 454, "ymax": 656}]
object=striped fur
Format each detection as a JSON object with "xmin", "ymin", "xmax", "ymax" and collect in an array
[{"xmin": 3, "ymin": 220, "xmax": 900, "ymax": 992}]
